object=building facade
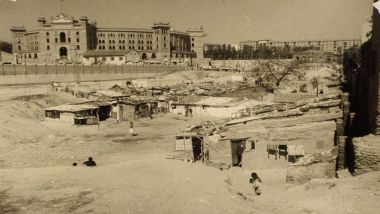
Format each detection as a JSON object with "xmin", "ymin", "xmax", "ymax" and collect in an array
[
  {"xmin": 239, "ymin": 39, "xmax": 362, "ymax": 53},
  {"xmin": 10, "ymin": 14, "xmax": 206, "ymax": 65},
  {"xmin": 292, "ymin": 50, "xmax": 338, "ymax": 63}
]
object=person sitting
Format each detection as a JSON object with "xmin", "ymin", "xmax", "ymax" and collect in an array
[{"xmin": 83, "ymin": 157, "xmax": 96, "ymax": 167}]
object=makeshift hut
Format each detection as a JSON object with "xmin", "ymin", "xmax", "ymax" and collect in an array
[
  {"xmin": 174, "ymin": 132, "xmax": 204, "ymax": 162},
  {"xmin": 112, "ymin": 98, "xmax": 150, "ymax": 121},
  {"xmin": 205, "ymin": 136, "xmax": 251, "ymax": 167},
  {"xmin": 89, "ymin": 89, "xmax": 128, "ymax": 100},
  {"xmin": 45, "ymin": 104, "xmax": 99, "ymax": 125},
  {"xmin": 80, "ymin": 101, "xmax": 113, "ymax": 121},
  {"xmin": 171, "ymin": 96, "xmax": 253, "ymax": 118}
]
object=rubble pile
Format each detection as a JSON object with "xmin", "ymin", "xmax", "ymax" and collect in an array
[{"xmin": 286, "ymin": 147, "xmax": 338, "ymax": 185}]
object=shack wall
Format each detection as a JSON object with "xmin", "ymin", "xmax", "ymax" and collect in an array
[{"xmin": 207, "ymin": 140, "xmax": 232, "ymax": 165}]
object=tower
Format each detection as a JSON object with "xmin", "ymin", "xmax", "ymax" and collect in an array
[
  {"xmin": 188, "ymin": 27, "xmax": 207, "ymax": 59},
  {"xmin": 152, "ymin": 22, "xmax": 171, "ymax": 63}
]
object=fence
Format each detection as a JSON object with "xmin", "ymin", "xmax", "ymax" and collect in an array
[{"xmin": 0, "ymin": 64, "xmax": 187, "ymax": 85}]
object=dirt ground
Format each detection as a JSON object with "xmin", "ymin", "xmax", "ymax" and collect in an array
[{"xmin": 0, "ymin": 82, "xmax": 380, "ymax": 213}]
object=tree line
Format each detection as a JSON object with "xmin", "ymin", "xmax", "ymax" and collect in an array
[
  {"xmin": 204, "ymin": 44, "xmax": 322, "ymax": 60},
  {"xmin": 0, "ymin": 41, "xmax": 12, "ymax": 53}
]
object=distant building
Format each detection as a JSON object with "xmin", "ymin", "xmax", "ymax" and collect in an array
[
  {"xmin": 292, "ymin": 50, "xmax": 338, "ymax": 63},
  {"xmin": 0, "ymin": 51, "xmax": 14, "ymax": 64},
  {"xmin": 239, "ymin": 39, "xmax": 361, "ymax": 53},
  {"xmin": 10, "ymin": 14, "xmax": 206, "ymax": 65}
]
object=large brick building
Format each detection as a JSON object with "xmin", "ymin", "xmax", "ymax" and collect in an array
[
  {"xmin": 239, "ymin": 39, "xmax": 361, "ymax": 53},
  {"xmin": 10, "ymin": 14, "xmax": 206, "ymax": 65}
]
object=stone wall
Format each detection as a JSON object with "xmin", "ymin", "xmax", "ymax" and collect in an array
[
  {"xmin": 352, "ymin": 135, "xmax": 380, "ymax": 175},
  {"xmin": 0, "ymin": 64, "xmax": 185, "ymax": 85},
  {"xmin": 273, "ymin": 93, "xmax": 316, "ymax": 103}
]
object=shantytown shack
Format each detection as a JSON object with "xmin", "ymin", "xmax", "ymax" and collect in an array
[{"xmin": 45, "ymin": 104, "xmax": 99, "ymax": 125}]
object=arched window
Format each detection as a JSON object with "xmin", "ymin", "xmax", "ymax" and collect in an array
[
  {"xmin": 28, "ymin": 54, "xmax": 31, "ymax": 58},
  {"xmin": 34, "ymin": 54, "xmax": 38, "ymax": 59},
  {"xmin": 47, "ymin": 45, "xmax": 50, "ymax": 50},
  {"xmin": 18, "ymin": 46, "xmax": 21, "ymax": 51},
  {"xmin": 59, "ymin": 32, "xmax": 66, "ymax": 43},
  {"xmin": 77, "ymin": 45, "xmax": 80, "ymax": 50},
  {"xmin": 55, "ymin": 38, "xmax": 58, "ymax": 43},
  {"xmin": 77, "ymin": 38, "xmax": 80, "ymax": 43},
  {"xmin": 46, "ymin": 32, "xmax": 49, "ymax": 36}
]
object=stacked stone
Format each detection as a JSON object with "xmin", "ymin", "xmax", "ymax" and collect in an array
[{"xmin": 353, "ymin": 135, "xmax": 380, "ymax": 175}]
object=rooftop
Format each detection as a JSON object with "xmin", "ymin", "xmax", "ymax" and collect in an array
[{"xmin": 45, "ymin": 104, "xmax": 98, "ymax": 112}]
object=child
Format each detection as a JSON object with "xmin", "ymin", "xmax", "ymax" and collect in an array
[
  {"xmin": 129, "ymin": 122, "xmax": 134, "ymax": 136},
  {"xmin": 250, "ymin": 172, "xmax": 262, "ymax": 195}
]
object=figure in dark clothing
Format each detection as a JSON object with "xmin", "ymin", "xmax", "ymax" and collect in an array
[
  {"xmin": 250, "ymin": 172, "xmax": 262, "ymax": 195},
  {"xmin": 83, "ymin": 157, "xmax": 96, "ymax": 167},
  {"xmin": 236, "ymin": 143, "xmax": 245, "ymax": 167},
  {"xmin": 189, "ymin": 107, "xmax": 193, "ymax": 117}
]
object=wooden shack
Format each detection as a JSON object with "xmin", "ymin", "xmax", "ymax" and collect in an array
[
  {"xmin": 174, "ymin": 132, "xmax": 203, "ymax": 162},
  {"xmin": 45, "ymin": 104, "xmax": 99, "ymax": 125},
  {"xmin": 206, "ymin": 136, "xmax": 250, "ymax": 167},
  {"xmin": 112, "ymin": 98, "xmax": 150, "ymax": 121}
]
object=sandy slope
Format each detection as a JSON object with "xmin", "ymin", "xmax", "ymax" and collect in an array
[{"xmin": 0, "ymin": 90, "xmax": 380, "ymax": 214}]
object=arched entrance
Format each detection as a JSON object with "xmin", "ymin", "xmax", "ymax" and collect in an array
[
  {"xmin": 142, "ymin": 53, "xmax": 147, "ymax": 60},
  {"xmin": 59, "ymin": 47, "xmax": 68, "ymax": 59}
]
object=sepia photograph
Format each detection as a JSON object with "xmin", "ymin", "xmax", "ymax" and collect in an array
[{"xmin": 0, "ymin": 0, "xmax": 379, "ymax": 213}]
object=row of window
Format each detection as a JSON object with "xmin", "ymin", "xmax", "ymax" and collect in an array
[
  {"xmin": 154, "ymin": 29, "xmax": 169, "ymax": 34},
  {"xmin": 20, "ymin": 53, "xmax": 38, "ymax": 59},
  {"xmin": 97, "ymin": 45, "xmax": 153, "ymax": 50},
  {"xmin": 96, "ymin": 39, "xmax": 154, "ymax": 45},
  {"xmin": 46, "ymin": 45, "xmax": 80, "ymax": 50},
  {"xmin": 46, "ymin": 31, "xmax": 80, "ymax": 36},
  {"xmin": 47, "ymin": 37, "xmax": 80, "ymax": 43}
]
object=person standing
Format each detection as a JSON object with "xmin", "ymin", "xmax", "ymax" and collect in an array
[{"xmin": 129, "ymin": 122, "xmax": 134, "ymax": 136}]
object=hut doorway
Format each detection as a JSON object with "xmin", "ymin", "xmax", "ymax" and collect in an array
[
  {"xmin": 231, "ymin": 140, "xmax": 246, "ymax": 167},
  {"xmin": 192, "ymin": 137, "xmax": 203, "ymax": 161}
]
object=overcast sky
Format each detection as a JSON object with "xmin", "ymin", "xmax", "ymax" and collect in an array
[{"xmin": 0, "ymin": 0, "xmax": 374, "ymax": 43}]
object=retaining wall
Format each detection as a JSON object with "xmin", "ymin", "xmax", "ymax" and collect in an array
[{"xmin": 0, "ymin": 64, "xmax": 186, "ymax": 85}]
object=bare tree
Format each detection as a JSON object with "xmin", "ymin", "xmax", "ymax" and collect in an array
[{"xmin": 253, "ymin": 60, "xmax": 300, "ymax": 93}]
